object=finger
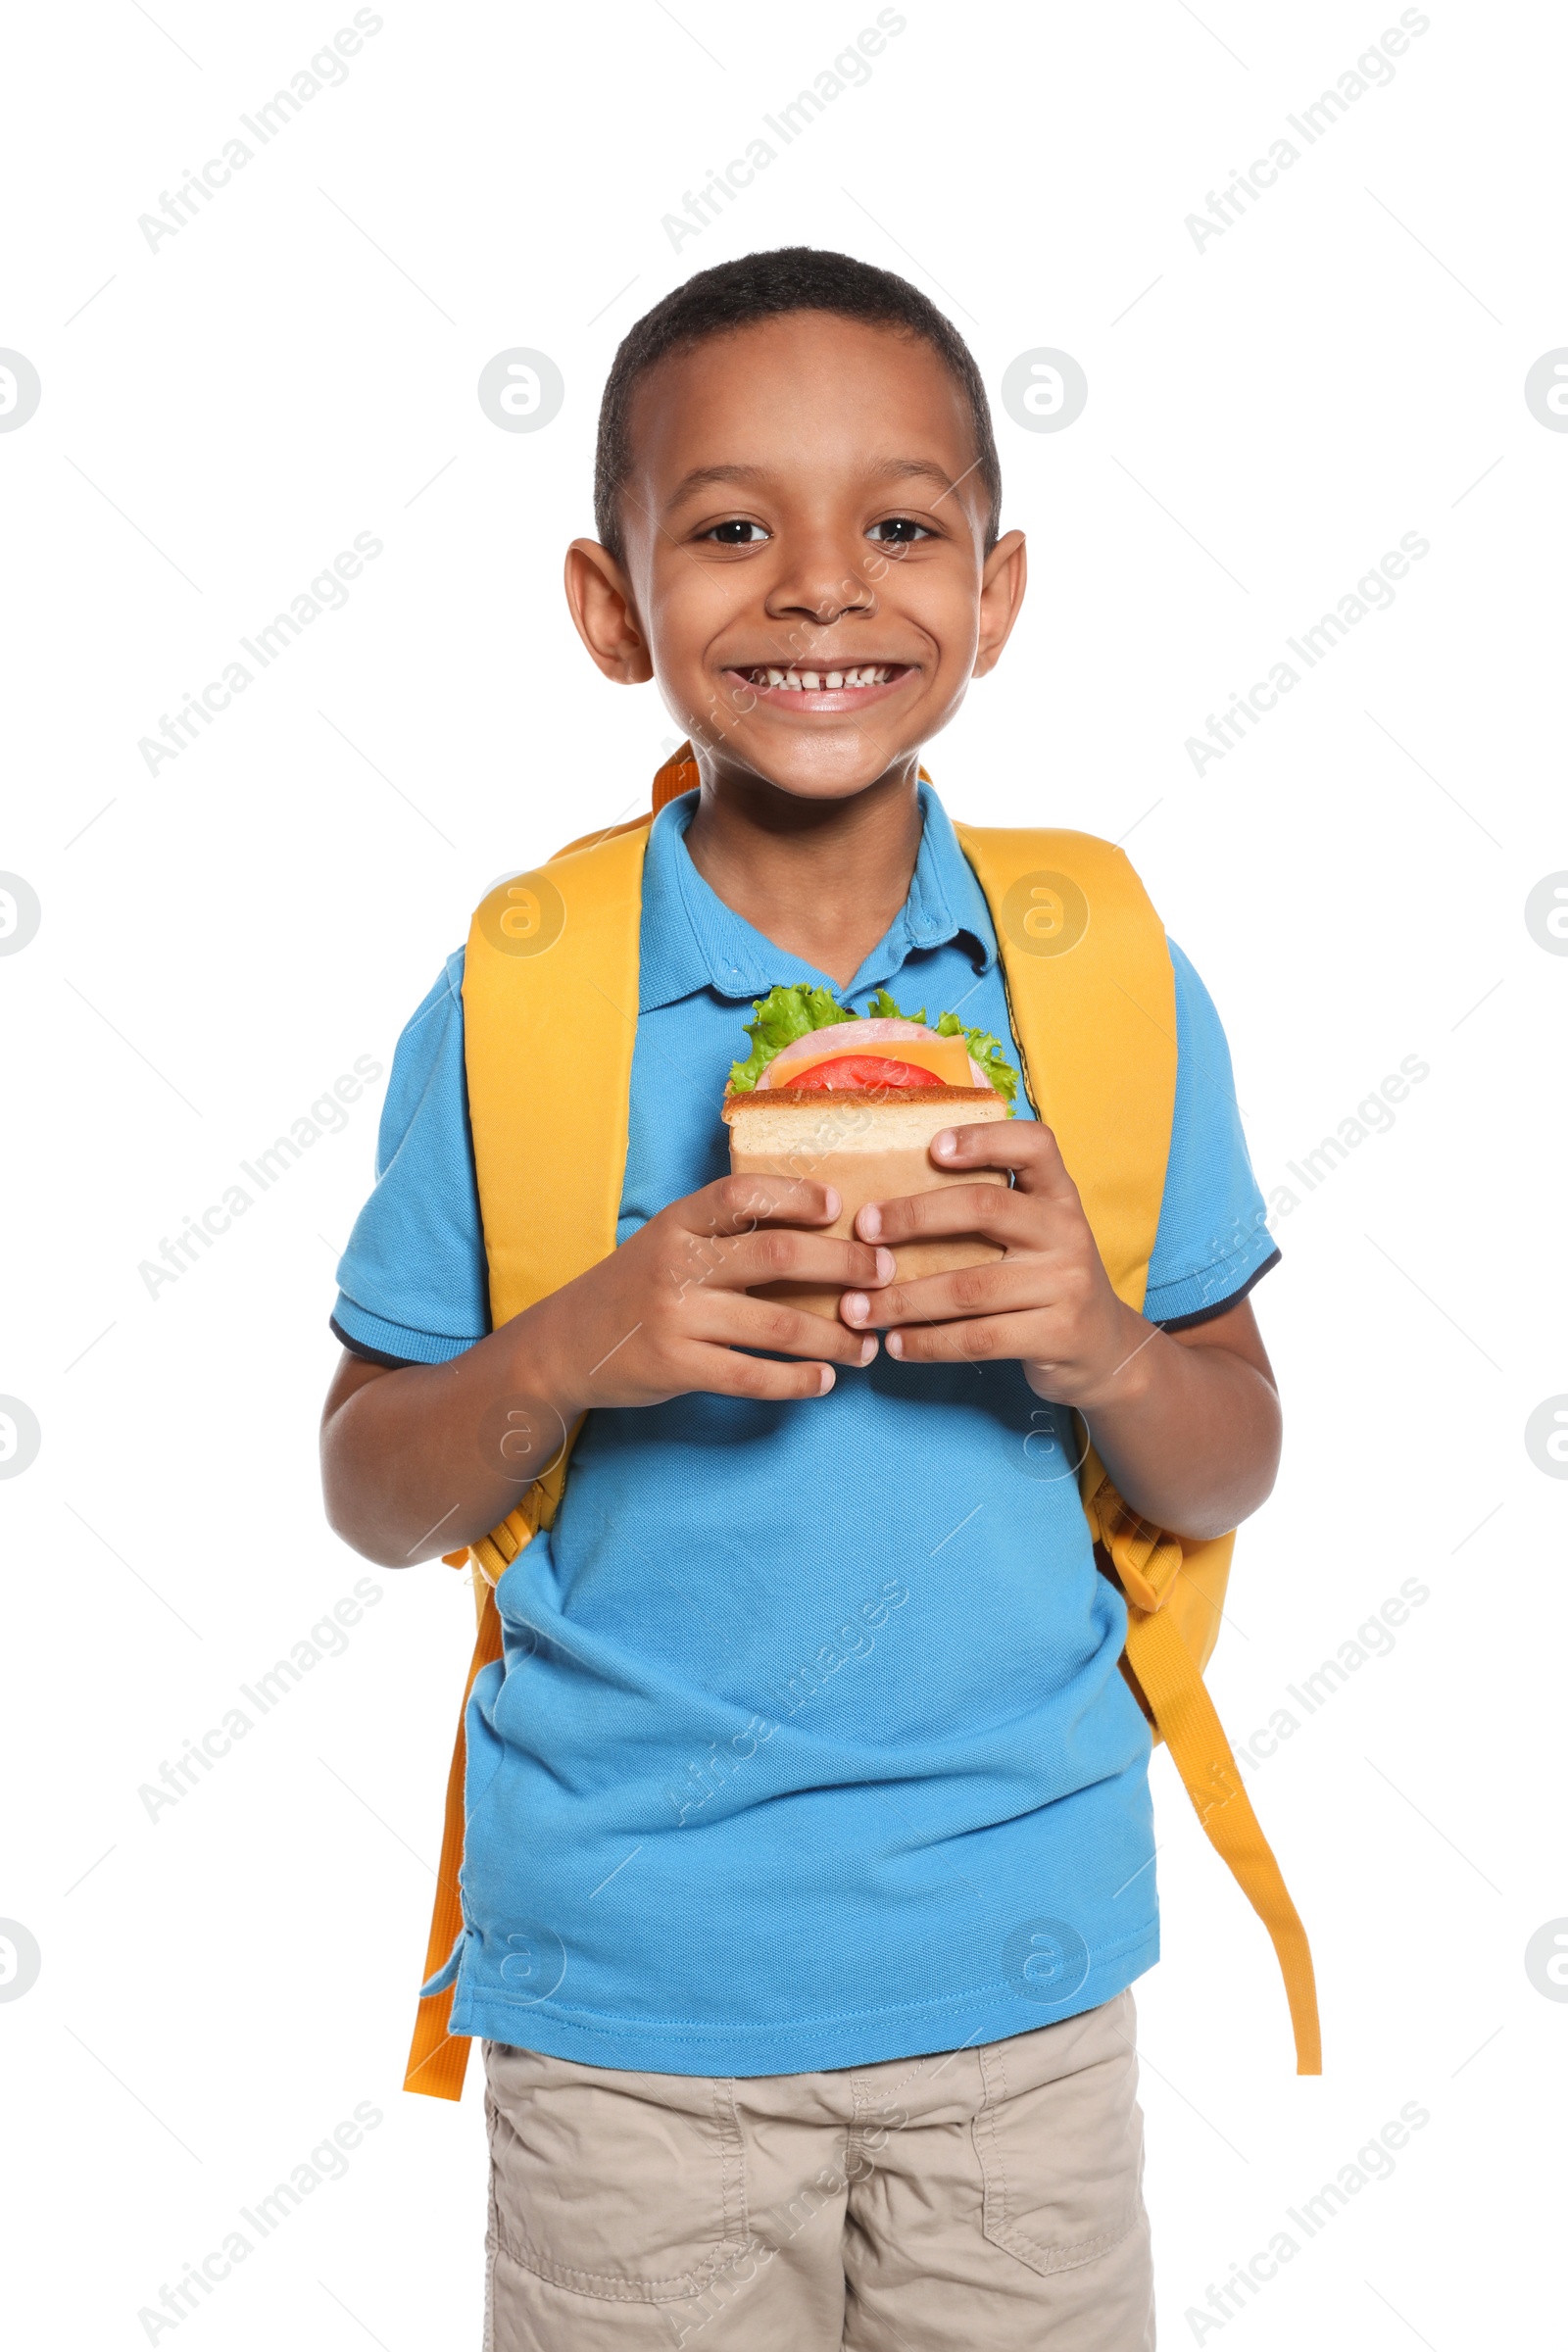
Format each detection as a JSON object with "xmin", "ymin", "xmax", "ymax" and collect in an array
[
  {"xmin": 697, "ymin": 1288, "xmax": 882, "ymax": 1367},
  {"xmin": 697, "ymin": 1173, "xmax": 845, "ymax": 1237},
  {"xmin": 854, "ymin": 1181, "xmax": 1035, "ymax": 1250},
  {"xmin": 842, "ymin": 1257, "xmax": 1048, "ymax": 1330},
  {"xmin": 684, "ymin": 1343, "xmax": 847, "ymax": 1401},
  {"xmin": 879, "ymin": 1313, "xmax": 1027, "ymax": 1365},
  {"xmin": 925, "ymin": 1119, "xmax": 1081, "ymax": 1200},
  {"xmin": 693, "ymin": 1230, "xmax": 895, "ymax": 1297}
]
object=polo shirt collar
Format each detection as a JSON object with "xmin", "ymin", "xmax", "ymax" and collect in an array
[{"xmin": 638, "ymin": 782, "xmax": 996, "ymax": 1012}]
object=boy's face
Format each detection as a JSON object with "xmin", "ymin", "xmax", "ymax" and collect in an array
[{"xmin": 566, "ymin": 313, "xmax": 1026, "ymax": 805}]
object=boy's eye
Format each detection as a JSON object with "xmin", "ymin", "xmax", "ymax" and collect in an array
[
  {"xmin": 703, "ymin": 518, "xmax": 770, "ymax": 545},
  {"xmin": 866, "ymin": 516, "xmax": 934, "ymax": 545}
]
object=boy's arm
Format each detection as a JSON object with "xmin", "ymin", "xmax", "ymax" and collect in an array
[
  {"xmin": 1064, "ymin": 1293, "xmax": 1278, "ymax": 1541},
  {"xmin": 321, "ymin": 1175, "xmax": 890, "ymax": 1568},
  {"xmin": 840, "ymin": 1122, "xmax": 1281, "ymax": 1543}
]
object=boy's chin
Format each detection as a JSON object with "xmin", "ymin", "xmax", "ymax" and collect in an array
[{"xmin": 700, "ymin": 728, "xmax": 924, "ymax": 806}]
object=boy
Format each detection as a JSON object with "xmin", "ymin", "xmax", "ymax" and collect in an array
[{"xmin": 320, "ymin": 248, "xmax": 1283, "ymax": 2352}]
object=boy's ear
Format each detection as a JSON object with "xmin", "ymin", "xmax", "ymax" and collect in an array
[
  {"xmin": 564, "ymin": 541, "xmax": 655, "ymax": 684},
  {"xmin": 972, "ymin": 529, "xmax": 1027, "ymax": 680}
]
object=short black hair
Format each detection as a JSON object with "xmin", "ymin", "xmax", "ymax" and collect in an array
[{"xmin": 594, "ymin": 246, "xmax": 1002, "ymax": 563}]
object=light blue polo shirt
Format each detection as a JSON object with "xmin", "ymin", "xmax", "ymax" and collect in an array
[{"xmin": 333, "ymin": 787, "xmax": 1277, "ymax": 2074}]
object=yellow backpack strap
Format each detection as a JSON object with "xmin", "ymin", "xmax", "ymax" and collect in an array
[
  {"xmin": 954, "ymin": 823, "xmax": 1320, "ymax": 2074},
  {"xmin": 1080, "ymin": 1455, "xmax": 1321, "ymax": 2074},
  {"xmin": 404, "ymin": 818, "xmax": 651, "ymax": 2100},
  {"xmin": 952, "ymin": 825, "xmax": 1177, "ymax": 1306},
  {"xmin": 404, "ymin": 1572, "xmax": 505, "ymax": 2098}
]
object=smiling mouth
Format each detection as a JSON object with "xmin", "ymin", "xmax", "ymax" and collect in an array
[{"xmin": 726, "ymin": 662, "xmax": 914, "ymax": 699}]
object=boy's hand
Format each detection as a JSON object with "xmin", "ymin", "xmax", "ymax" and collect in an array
[
  {"xmin": 540, "ymin": 1175, "xmax": 891, "ymax": 1413},
  {"xmin": 833, "ymin": 1121, "xmax": 1282, "ymax": 1542},
  {"xmin": 837, "ymin": 1123, "xmax": 1145, "ymax": 1410},
  {"xmin": 321, "ymin": 1176, "xmax": 893, "ymax": 1567}
]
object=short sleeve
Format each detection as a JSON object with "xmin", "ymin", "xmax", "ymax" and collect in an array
[
  {"xmin": 330, "ymin": 951, "xmax": 490, "ymax": 1365},
  {"xmin": 1142, "ymin": 942, "xmax": 1279, "ymax": 1329}
]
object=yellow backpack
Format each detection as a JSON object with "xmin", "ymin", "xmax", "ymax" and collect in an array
[{"xmin": 404, "ymin": 750, "xmax": 1320, "ymax": 2099}]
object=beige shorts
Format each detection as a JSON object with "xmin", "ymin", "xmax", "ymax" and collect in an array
[{"xmin": 481, "ymin": 1988, "xmax": 1153, "ymax": 2352}]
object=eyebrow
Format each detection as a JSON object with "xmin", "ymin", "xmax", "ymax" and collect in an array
[{"xmin": 663, "ymin": 456, "xmax": 960, "ymax": 510}]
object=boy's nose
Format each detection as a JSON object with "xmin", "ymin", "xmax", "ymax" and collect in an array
[{"xmin": 763, "ymin": 548, "xmax": 878, "ymax": 630}]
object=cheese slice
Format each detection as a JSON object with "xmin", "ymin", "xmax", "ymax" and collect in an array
[{"xmin": 766, "ymin": 1032, "xmax": 977, "ymax": 1090}]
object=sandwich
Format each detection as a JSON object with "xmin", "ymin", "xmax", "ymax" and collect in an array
[{"xmin": 721, "ymin": 987, "xmax": 1018, "ymax": 1320}]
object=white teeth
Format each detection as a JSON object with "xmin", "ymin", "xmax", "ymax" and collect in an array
[
  {"xmin": 745, "ymin": 662, "xmax": 900, "ymax": 691},
  {"xmin": 747, "ymin": 662, "xmax": 906, "ymax": 686}
]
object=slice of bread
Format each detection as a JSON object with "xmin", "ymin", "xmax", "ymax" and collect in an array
[{"xmin": 723, "ymin": 1087, "xmax": 1011, "ymax": 1320}]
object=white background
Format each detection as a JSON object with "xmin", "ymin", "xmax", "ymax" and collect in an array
[{"xmin": 2, "ymin": 1, "xmax": 1564, "ymax": 2345}]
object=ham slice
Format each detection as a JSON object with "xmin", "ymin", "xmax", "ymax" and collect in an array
[{"xmin": 760, "ymin": 1018, "xmax": 987, "ymax": 1091}]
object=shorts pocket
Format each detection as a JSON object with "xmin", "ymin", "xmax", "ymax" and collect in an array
[
  {"xmin": 972, "ymin": 1996, "xmax": 1147, "ymax": 2278},
  {"xmin": 484, "ymin": 2044, "xmax": 752, "ymax": 2305}
]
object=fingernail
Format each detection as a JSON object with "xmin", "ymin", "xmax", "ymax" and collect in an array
[
  {"xmin": 858, "ymin": 1202, "xmax": 882, "ymax": 1240},
  {"xmin": 886, "ymin": 1332, "xmax": 904, "ymax": 1358},
  {"xmin": 933, "ymin": 1129, "xmax": 957, "ymax": 1157},
  {"xmin": 818, "ymin": 1364, "xmax": 835, "ymax": 1394},
  {"xmin": 858, "ymin": 1336, "xmax": 878, "ymax": 1365},
  {"xmin": 874, "ymin": 1246, "xmax": 895, "ymax": 1284},
  {"xmin": 822, "ymin": 1186, "xmax": 841, "ymax": 1220},
  {"xmin": 843, "ymin": 1292, "xmax": 867, "ymax": 1325}
]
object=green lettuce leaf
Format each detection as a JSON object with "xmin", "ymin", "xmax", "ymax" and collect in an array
[
  {"xmin": 934, "ymin": 1010, "xmax": 1019, "ymax": 1104},
  {"xmin": 728, "ymin": 982, "xmax": 1020, "ymax": 1106},
  {"xmin": 727, "ymin": 984, "xmax": 856, "ymax": 1093},
  {"xmin": 866, "ymin": 987, "xmax": 924, "ymax": 1023}
]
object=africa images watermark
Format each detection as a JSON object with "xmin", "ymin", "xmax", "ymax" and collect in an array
[
  {"xmin": 661, "ymin": 8, "xmax": 907, "ymax": 253},
  {"xmin": 136, "ymin": 10, "xmax": 385, "ymax": 255},
  {"xmin": 663, "ymin": 1574, "xmax": 910, "ymax": 1825},
  {"xmin": 1185, "ymin": 532, "xmax": 1430, "ymax": 776},
  {"xmin": 1184, "ymin": 11, "xmax": 1432, "ymax": 255},
  {"xmin": 1230, "ymin": 1573, "xmax": 1431, "ymax": 1779},
  {"xmin": 135, "ymin": 2101, "xmax": 383, "ymax": 2342},
  {"xmin": 136, "ymin": 532, "xmax": 383, "ymax": 778},
  {"xmin": 136, "ymin": 1055, "xmax": 382, "ymax": 1300},
  {"xmin": 1265, "ymin": 1053, "xmax": 1431, "ymax": 1221},
  {"xmin": 136, "ymin": 1578, "xmax": 383, "ymax": 1825},
  {"xmin": 1183, "ymin": 2099, "xmax": 1431, "ymax": 2340}
]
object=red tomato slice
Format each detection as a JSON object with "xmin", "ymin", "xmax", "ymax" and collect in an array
[{"xmin": 784, "ymin": 1054, "xmax": 942, "ymax": 1092}]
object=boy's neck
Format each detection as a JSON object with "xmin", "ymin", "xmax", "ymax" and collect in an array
[{"xmin": 682, "ymin": 762, "xmax": 924, "ymax": 993}]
